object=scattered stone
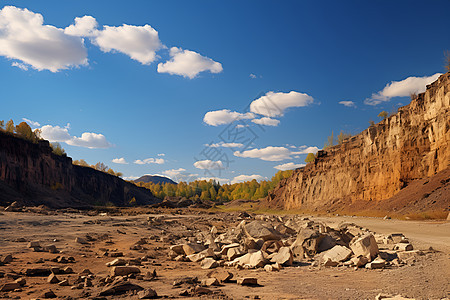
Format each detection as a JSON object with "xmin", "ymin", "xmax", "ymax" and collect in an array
[
  {"xmin": 75, "ymin": 237, "xmax": 89, "ymax": 244},
  {"xmin": 1, "ymin": 254, "xmax": 13, "ymax": 264},
  {"xmin": 99, "ymin": 281, "xmax": 143, "ymax": 296},
  {"xmin": 27, "ymin": 241, "xmax": 41, "ymax": 248},
  {"xmin": 110, "ymin": 266, "xmax": 140, "ymax": 277},
  {"xmin": 79, "ymin": 269, "xmax": 93, "ymax": 276},
  {"xmin": 201, "ymin": 277, "xmax": 220, "ymax": 286},
  {"xmin": 47, "ymin": 273, "xmax": 60, "ymax": 284},
  {"xmin": 365, "ymin": 258, "xmax": 386, "ymax": 269},
  {"xmin": 0, "ymin": 282, "xmax": 20, "ymax": 292},
  {"xmin": 375, "ymin": 293, "xmax": 416, "ymax": 299},
  {"xmin": 25, "ymin": 267, "xmax": 52, "ymax": 276},
  {"xmin": 14, "ymin": 278, "xmax": 26, "ymax": 286},
  {"xmin": 394, "ymin": 243, "xmax": 413, "ymax": 251},
  {"xmin": 350, "ymin": 233, "xmax": 379, "ymax": 261},
  {"xmin": 270, "ymin": 247, "xmax": 293, "ymax": 266},
  {"xmin": 58, "ymin": 279, "xmax": 70, "ymax": 286},
  {"xmin": 43, "ymin": 245, "xmax": 58, "ymax": 253},
  {"xmin": 201, "ymin": 257, "xmax": 219, "ymax": 269},
  {"xmin": 396, "ymin": 250, "xmax": 424, "ymax": 261},
  {"xmin": 41, "ymin": 289, "xmax": 57, "ymax": 298},
  {"xmin": 323, "ymin": 258, "xmax": 339, "ymax": 267},
  {"xmin": 237, "ymin": 277, "xmax": 258, "ymax": 286},
  {"xmin": 206, "ymin": 269, "xmax": 233, "ymax": 283},
  {"xmin": 183, "ymin": 243, "xmax": 205, "ymax": 256},
  {"xmin": 322, "ymin": 245, "xmax": 352, "ymax": 263},
  {"xmin": 138, "ymin": 288, "xmax": 158, "ymax": 299},
  {"xmin": 106, "ymin": 258, "xmax": 127, "ymax": 267},
  {"xmin": 244, "ymin": 220, "xmax": 281, "ymax": 241},
  {"xmin": 110, "ymin": 252, "xmax": 124, "ymax": 257},
  {"xmin": 350, "ymin": 256, "xmax": 369, "ymax": 267}
]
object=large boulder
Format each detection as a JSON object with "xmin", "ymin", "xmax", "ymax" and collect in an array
[
  {"xmin": 290, "ymin": 228, "xmax": 324, "ymax": 258},
  {"xmin": 270, "ymin": 247, "xmax": 293, "ymax": 266},
  {"xmin": 243, "ymin": 221, "xmax": 281, "ymax": 241},
  {"xmin": 322, "ymin": 245, "xmax": 352, "ymax": 263},
  {"xmin": 228, "ymin": 250, "xmax": 267, "ymax": 268},
  {"xmin": 349, "ymin": 233, "xmax": 378, "ymax": 261}
]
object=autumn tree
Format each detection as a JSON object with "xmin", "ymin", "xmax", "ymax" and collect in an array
[
  {"xmin": 15, "ymin": 122, "xmax": 33, "ymax": 141},
  {"xmin": 445, "ymin": 50, "xmax": 450, "ymax": 72},
  {"xmin": 5, "ymin": 119, "xmax": 14, "ymax": 133},
  {"xmin": 305, "ymin": 153, "xmax": 315, "ymax": 163},
  {"xmin": 378, "ymin": 111, "xmax": 388, "ymax": 120},
  {"xmin": 324, "ymin": 131, "xmax": 335, "ymax": 149},
  {"xmin": 0, "ymin": 120, "xmax": 4, "ymax": 130},
  {"xmin": 94, "ymin": 162, "xmax": 108, "ymax": 172},
  {"xmin": 73, "ymin": 159, "xmax": 89, "ymax": 167},
  {"xmin": 50, "ymin": 142, "xmax": 66, "ymax": 156},
  {"xmin": 337, "ymin": 131, "xmax": 352, "ymax": 145}
]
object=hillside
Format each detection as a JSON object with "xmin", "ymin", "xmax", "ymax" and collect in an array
[
  {"xmin": 134, "ymin": 175, "xmax": 177, "ymax": 185},
  {"xmin": 0, "ymin": 132, "xmax": 160, "ymax": 208},
  {"xmin": 265, "ymin": 72, "xmax": 450, "ymax": 215}
]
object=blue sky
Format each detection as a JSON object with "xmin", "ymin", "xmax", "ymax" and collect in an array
[{"xmin": 1, "ymin": 1, "xmax": 449, "ymax": 183}]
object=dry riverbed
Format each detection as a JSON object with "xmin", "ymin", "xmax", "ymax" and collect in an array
[{"xmin": 0, "ymin": 207, "xmax": 448, "ymax": 300}]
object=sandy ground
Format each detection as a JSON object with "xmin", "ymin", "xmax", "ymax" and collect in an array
[{"xmin": 0, "ymin": 209, "xmax": 449, "ymax": 300}]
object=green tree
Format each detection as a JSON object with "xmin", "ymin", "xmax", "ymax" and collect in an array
[
  {"xmin": 5, "ymin": 119, "xmax": 14, "ymax": 133},
  {"xmin": 378, "ymin": 111, "xmax": 388, "ymax": 119},
  {"xmin": 305, "ymin": 153, "xmax": 315, "ymax": 163}
]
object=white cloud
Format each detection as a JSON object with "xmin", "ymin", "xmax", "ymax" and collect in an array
[
  {"xmin": 274, "ymin": 162, "xmax": 305, "ymax": 171},
  {"xmin": 134, "ymin": 158, "xmax": 165, "ymax": 165},
  {"xmin": 93, "ymin": 23, "xmax": 163, "ymax": 65},
  {"xmin": 66, "ymin": 132, "xmax": 112, "ymax": 149},
  {"xmin": 231, "ymin": 174, "xmax": 265, "ymax": 184},
  {"xmin": 64, "ymin": 15, "xmax": 98, "ymax": 37},
  {"xmin": 157, "ymin": 47, "xmax": 222, "ymax": 79},
  {"xmin": 250, "ymin": 91, "xmax": 314, "ymax": 117},
  {"xmin": 39, "ymin": 124, "xmax": 112, "ymax": 149},
  {"xmin": 162, "ymin": 168, "xmax": 198, "ymax": 183},
  {"xmin": 123, "ymin": 176, "xmax": 139, "ymax": 181},
  {"xmin": 0, "ymin": 6, "xmax": 88, "ymax": 72},
  {"xmin": 251, "ymin": 117, "xmax": 280, "ymax": 126},
  {"xmin": 234, "ymin": 145, "xmax": 320, "ymax": 162},
  {"xmin": 22, "ymin": 118, "xmax": 40, "ymax": 127},
  {"xmin": 365, "ymin": 73, "xmax": 442, "ymax": 105},
  {"xmin": 197, "ymin": 177, "xmax": 230, "ymax": 184},
  {"xmin": 249, "ymin": 73, "xmax": 257, "ymax": 79},
  {"xmin": 206, "ymin": 142, "xmax": 244, "ymax": 148},
  {"xmin": 157, "ymin": 153, "xmax": 165, "ymax": 156},
  {"xmin": 339, "ymin": 100, "xmax": 356, "ymax": 107},
  {"xmin": 203, "ymin": 109, "xmax": 255, "ymax": 126},
  {"xmin": 194, "ymin": 160, "xmax": 224, "ymax": 170},
  {"xmin": 12, "ymin": 62, "xmax": 28, "ymax": 71},
  {"xmin": 40, "ymin": 125, "xmax": 71, "ymax": 142},
  {"xmin": 296, "ymin": 146, "xmax": 320, "ymax": 154},
  {"xmin": 234, "ymin": 146, "xmax": 293, "ymax": 161},
  {"xmin": 112, "ymin": 157, "xmax": 128, "ymax": 164}
]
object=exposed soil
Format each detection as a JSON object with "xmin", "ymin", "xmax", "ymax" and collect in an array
[{"xmin": 0, "ymin": 208, "xmax": 449, "ymax": 300}]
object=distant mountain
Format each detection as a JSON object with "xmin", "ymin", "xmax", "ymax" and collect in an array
[{"xmin": 135, "ymin": 175, "xmax": 177, "ymax": 185}]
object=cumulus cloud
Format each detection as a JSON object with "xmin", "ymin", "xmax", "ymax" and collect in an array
[
  {"xmin": 93, "ymin": 23, "xmax": 163, "ymax": 65},
  {"xmin": 66, "ymin": 132, "xmax": 112, "ymax": 149},
  {"xmin": 197, "ymin": 177, "xmax": 230, "ymax": 184},
  {"xmin": 234, "ymin": 146, "xmax": 293, "ymax": 161},
  {"xmin": 249, "ymin": 73, "xmax": 257, "ymax": 79},
  {"xmin": 251, "ymin": 117, "xmax": 280, "ymax": 126},
  {"xmin": 231, "ymin": 174, "xmax": 265, "ymax": 184},
  {"xmin": 39, "ymin": 124, "xmax": 112, "ymax": 149},
  {"xmin": 274, "ymin": 162, "xmax": 305, "ymax": 171},
  {"xmin": 365, "ymin": 73, "xmax": 442, "ymax": 105},
  {"xmin": 206, "ymin": 142, "xmax": 244, "ymax": 148},
  {"xmin": 112, "ymin": 157, "xmax": 128, "ymax": 164},
  {"xmin": 162, "ymin": 168, "xmax": 198, "ymax": 182},
  {"xmin": 64, "ymin": 15, "xmax": 98, "ymax": 37},
  {"xmin": 234, "ymin": 145, "xmax": 320, "ymax": 162},
  {"xmin": 203, "ymin": 109, "xmax": 255, "ymax": 126},
  {"xmin": 12, "ymin": 62, "xmax": 28, "ymax": 71},
  {"xmin": 339, "ymin": 100, "xmax": 356, "ymax": 107},
  {"xmin": 194, "ymin": 160, "xmax": 224, "ymax": 170},
  {"xmin": 40, "ymin": 125, "xmax": 72, "ymax": 142},
  {"xmin": 157, "ymin": 47, "xmax": 223, "ymax": 78},
  {"xmin": 22, "ymin": 118, "xmax": 40, "ymax": 127},
  {"xmin": 296, "ymin": 146, "xmax": 320, "ymax": 154},
  {"xmin": 0, "ymin": 6, "xmax": 88, "ymax": 72},
  {"xmin": 250, "ymin": 91, "xmax": 314, "ymax": 117},
  {"xmin": 157, "ymin": 153, "xmax": 165, "ymax": 156},
  {"xmin": 134, "ymin": 158, "xmax": 165, "ymax": 165}
]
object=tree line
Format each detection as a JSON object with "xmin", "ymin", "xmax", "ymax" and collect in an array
[{"xmin": 135, "ymin": 170, "xmax": 294, "ymax": 202}]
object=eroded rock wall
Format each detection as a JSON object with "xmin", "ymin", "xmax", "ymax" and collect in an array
[
  {"xmin": 0, "ymin": 133, "xmax": 159, "ymax": 207},
  {"xmin": 267, "ymin": 73, "xmax": 450, "ymax": 210}
]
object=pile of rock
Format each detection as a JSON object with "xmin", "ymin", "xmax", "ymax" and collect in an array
[{"xmin": 167, "ymin": 216, "xmax": 420, "ymax": 271}]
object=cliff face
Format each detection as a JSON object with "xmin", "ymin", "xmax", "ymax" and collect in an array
[
  {"xmin": 267, "ymin": 73, "xmax": 450, "ymax": 211},
  {"xmin": 0, "ymin": 133, "xmax": 160, "ymax": 207}
]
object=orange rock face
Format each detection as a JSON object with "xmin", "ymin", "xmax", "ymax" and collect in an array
[{"xmin": 267, "ymin": 73, "xmax": 450, "ymax": 210}]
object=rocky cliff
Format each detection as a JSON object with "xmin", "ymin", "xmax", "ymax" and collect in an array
[
  {"xmin": 0, "ymin": 133, "xmax": 160, "ymax": 208},
  {"xmin": 267, "ymin": 72, "xmax": 450, "ymax": 213}
]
